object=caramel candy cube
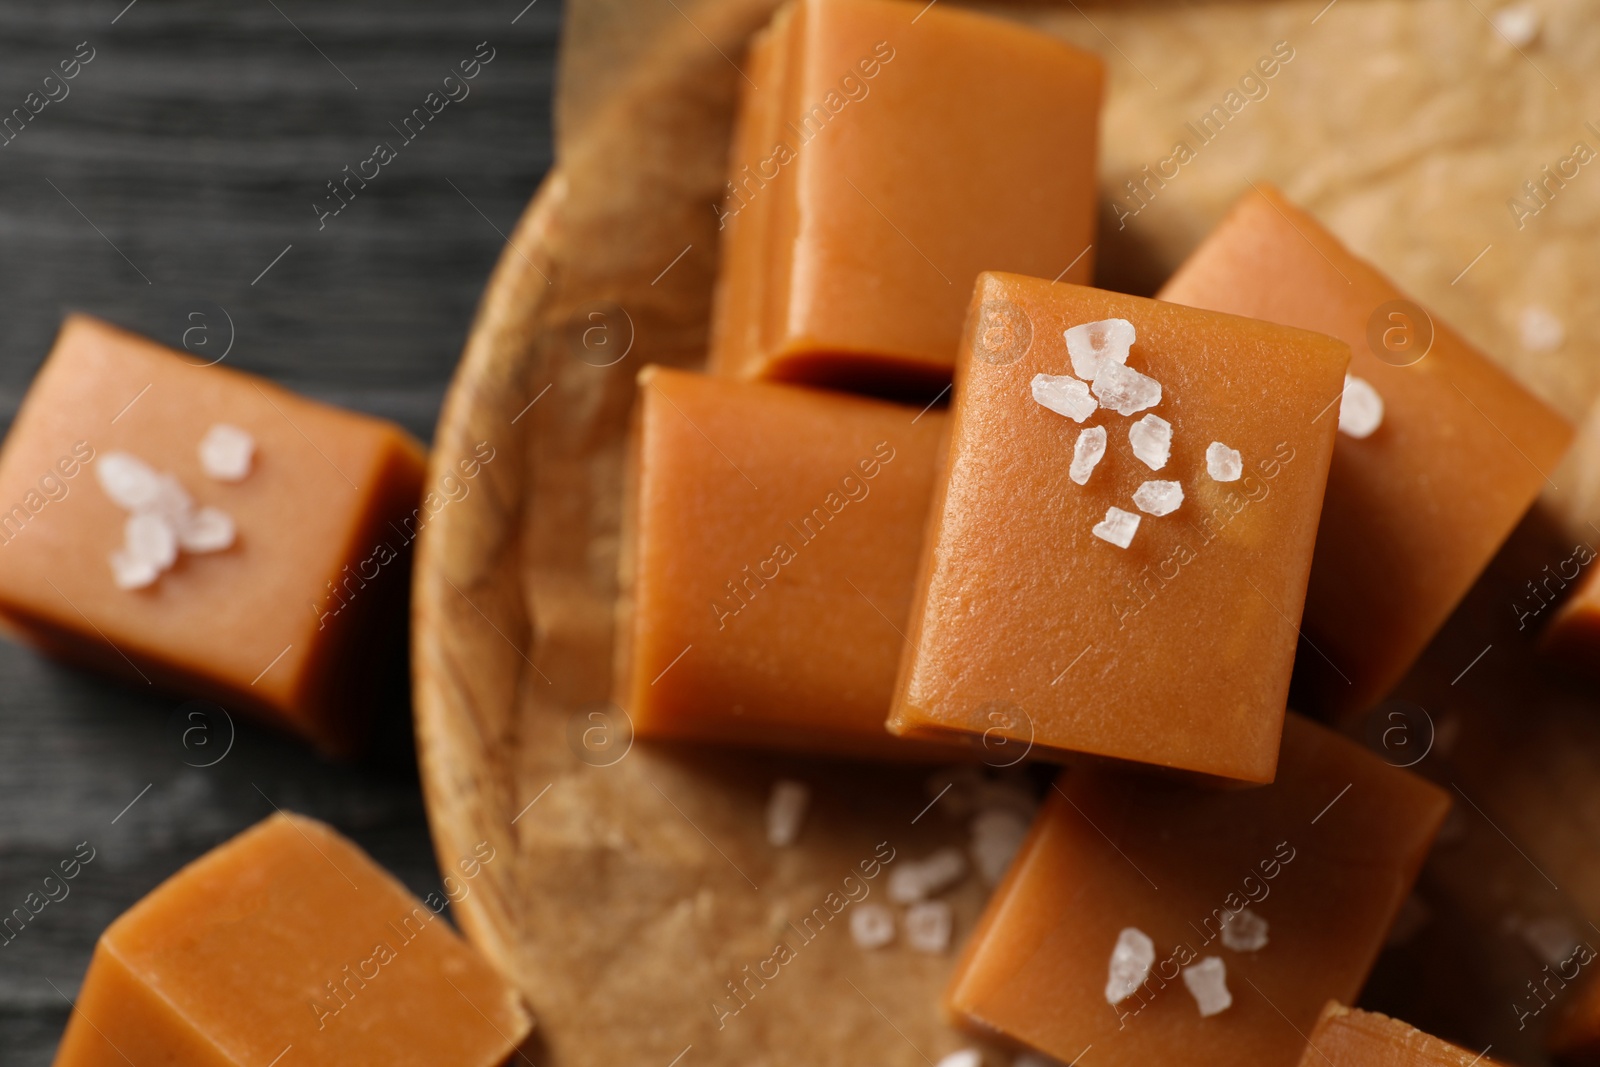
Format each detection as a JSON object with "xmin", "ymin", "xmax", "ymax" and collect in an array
[
  {"xmin": 945, "ymin": 715, "xmax": 1450, "ymax": 1067},
  {"xmin": 708, "ymin": 0, "xmax": 1103, "ymax": 392},
  {"xmin": 52, "ymin": 813, "xmax": 531, "ymax": 1067},
  {"xmin": 1299, "ymin": 1002, "xmax": 1506, "ymax": 1067},
  {"xmin": 1159, "ymin": 184, "xmax": 1573, "ymax": 717},
  {"xmin": 0, "ymin": 316, "xmax": 427, "ymax": 755},
  {"xmin": 888, "ymin": 273, "xmax": 1349, "ymax": 784},
  {"xmin": 617, "ymin": 366, "xmax": 950, "ymax": 757}
]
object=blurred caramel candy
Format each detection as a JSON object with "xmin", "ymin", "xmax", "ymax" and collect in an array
[
  {"xmin": 945, "ymin": 715, "xmax": 1450, "ymax": 1067},
  {"xmin": 0, "ymin": 316, "xmax": 426, "ymax": 755},
  {"xmin": 709, "ymin": 0, "xmax": 1103, "ymax": 393},
  {"xmin": 52, "ymin": 813, "xmax": 530, "ymax": 1067},
  {"xmin": 1160, "ymin": 185, "xmax": 1573, "ymax": 718}
]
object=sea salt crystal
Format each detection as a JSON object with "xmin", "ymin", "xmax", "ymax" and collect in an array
[
  {"xmin": 1182, "ymin": 956, "xmax": 1232, "ymax": 1017},
  {"xmin": 1491, "ymin": 1, "xmax": 1540, "ymax": 46},
  {"xmin": 145, "ymin": 472, "xmax": 195, "ymax": 522},
  {"xmin": 1219, "ymin": 907, "xmax": 1269, "ymax": 952},
  {"xmin": 905, "ymin": 900, "xmax": 954, "ymax": 954},
  {"xmin": 199, "ymin": 423, "xmax": 255, "ymax": 482},
  {"xmin": 1339, "ymin": 375, "xmax": 1384, "ymax": 438},
  {"xmin": 1206, "ymin": 441, "xmax": 1243, "ymax": 482},
  {"xmin": 1132, "ymin": 480, "xmax": 1184, "ymax": 517},
  {"xmin": 97, "ymin": 451, "xmax": 163, "ymax": 511},
  {"xmin": 109, "ymin": 548, "xmax": 160, "ymax": 591},
  {"xmin": 1128, "ymin": 414, "xmax": 1172, "ymax": 470},
  {"xmin": 1519, "ymin": 304, "xmax": 1565, "ymax": 352},
  {"xmin": 125, "ymin": 512, "xmax": 179, "ymax": 571},
  {"xmin": 1070, "ymin": 426, "xmax": 1107, "ymax": 485},
  {"xmin": 934, "ymin": 1049, "xmax": 982, "ymax": 1067},
  {"xmin": 888, "ymin": 847, "xmax": 968, "ymax": 904},
  {"xmin": 970, "ymin": 808, "xmax": 1031, "ymax": 885},
  {"xmin": 1092, "ymin": 507, "xmax": 1140, "ymax": 549},
  {"xmin": 177, "ymin": 507, "xmax": 237, "ymax": 554},
  {"xmin": 1013, "ymin": 1055, "xmax": 1066, "ymax": 1067},
  {"xmin": 850, "ymin": 903, "xmax": 896, "ymax": 949},
  {"xmin": 1104, "ymin": 926, "xmax": 1155, "ymax": 1005},
  {"xmin": 766, "ymin": 779, "xmax": 810, "ymax": 847},
  {"xmin": 1065, "ymin": 318, "xmax": 1136, "ymax": 380},
  {"xmin": 1091, "ymin": 359, "xmax": 1162, "ymax": 417},
  {"xmin": 1031, "ymin": 374, "xmax": 1098, "ymax": 423}
]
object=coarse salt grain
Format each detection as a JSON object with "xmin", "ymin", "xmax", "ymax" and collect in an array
[
  {"xmin": 1515, "ymin": 915, "xmax": 1581, "ymax": 967},
  {"xmin": 1091, "ymin": 360, "xmax": 1163, "ymax": 417},
  {"xmin": 888, "ymin": 847, "xmax": 968, "ymax": 904},
  {"xmin": 1206, "ymin": 441, "xmax": 1243, "ymax": 482},
  {"xmin": 1182, "ymin": 956, "xmax": 1232, "ymax": 1017},
  {"xmin": 1104, "ymin": 926, "xmax": 1155, "ymax": 1005},
  {"xmin": 177, "ymin": 507, "xmax": 237, "ymax": 554},
  {"xmin": 1031, "ymin": 374, "xmax": 1098, "ymax": 423},
  {"xmin": 1128, "ymin": 414, "xmax": 1172, "ymax": 470},
  {"xmin": 109, "ymin": 548, "xmax": 160, "ymax": 591},
  {"xmin": 934, "ymin": 1050, "xmax": 983, "ymax": 1067},
  {"xmin": 971, "ymin": 808, "xmax": 1031, "ymax": 885},
  {"xmin": 850, "ymin": 903, "xmax": 895, "ymax": 949},
  {"xmin": 1132, "ymin": 480, "xmax": 1183, "ymax": 517},
  {"xmin": 1070, "ymin": 426, "xmax": 1107, "ymax": 486},
  {"xmin": 905, "ymin": 900, "xmax": 954, "ymax": 954},
  {"xmin": 97, "ymin": 451, "xmax": 163, "ymax": 511},
  {"xmin": 1219, "ymin": 907, "xmax": 1269, "ymax": 952},
  {"xmin": 766, "ymin": 779, "xmax": 810, "ymax": 847},
  {"xmin": 1065, "ymin": 318, "xmax": 1136, "ymax": 381},
  {"xmin": 1339, "ymin": 375, "xmax": 1384, "ymax": 439},
  {"xmin": 1519, "ymin": 304, "xmax": 1565, "ymax": 352},
  {"xmin": 125, "ymin": 512, "xmax": 179, "ymax": 571},
  {"xmin": 199, "ymin": 423, "xmax": 256, "ymax": 482},
  {"xmin": 1491, "ymin": 1, "xmax": 1540, "ymax": 46},
  {"xmin": 1092, "ymin": 507, "xmax": 1140, "ymax": 549}
]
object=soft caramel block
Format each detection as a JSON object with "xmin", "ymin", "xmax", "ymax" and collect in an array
[
  {"xmin": 708, "ymin": 0, "xmax": 1103, "ymax": 392},
  {"xmin": 0, "ymin": 316, "xmax": 426, "ymax": 755},
  {"xmin": 946, "ymin": 715, "xmax": 1450, "ymax": 1067},
  {"xmin": 1299, "ymin": 1003, "xmax": 1506, "ymax": 1067},
  {"xmin": 888, "ymin": 274, "xmax": 1348, "ymax": 784},
  {"xmin": 617, "ymin": 366, "xmax": 948, "ymax": 757},
  {"xmin": 53, "ymin": 813, "xmax": 530, "ymax": 1067},
  {"xmin": 1159, "ymin": 184, "xmax": 1573, "ymax": 718}
]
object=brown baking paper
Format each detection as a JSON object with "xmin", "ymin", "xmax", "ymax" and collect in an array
[{"xmin": 411, "ymin": 0, "xmax": 1600, "ymax": 1062}]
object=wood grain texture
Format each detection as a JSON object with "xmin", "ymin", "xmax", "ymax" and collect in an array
[{"xmin": 0, "ymin": 1, "xmax": 558, "ymax": 1062}]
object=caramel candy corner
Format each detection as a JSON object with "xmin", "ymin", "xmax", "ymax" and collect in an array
[
  {"xmin": 617, "ymin": 364, "xmax": 952, "ymax": 758},
  {"xmin": 0, "ymin": 315, "xmax": 427, "ymax": 756},
  {"xmin": 708, "ymin": 0, "xmax": 1104, "ymax": 390},
  {"xmin": 1302, "ymin": 1001, "xmax": 1507, "ymax": 1067},
  {"xmin": 944, "ymin": 714, "xmax": 1450, "ymax": 1067},
  {"xmin": 889, "ymin": 272, "xmax": 1349, "ymax": 784},
  {"xmin": 1159, "ymin": 184, "xmax": 1574, "ymax": 719},
  {"xmin": 53, "ymin": 812, "xmax": 531, "ymax": 1067}
]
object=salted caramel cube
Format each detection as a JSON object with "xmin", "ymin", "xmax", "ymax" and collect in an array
[
  {"xmin": 945, "ymin": 715, "xmax": 1450, "ymax": 1067},
  {"xmin": 0, "ymin": 315, "xmax": 426, "ymax": 756},
  {"xmin": 617, "ymin": 366, "xmax": 950, "ymax": 757},
  {"xmin": 887, "ymin": 273, "xmax": 1349, "ymax": 784},
  {"xmin": 1159, "ymin": 184, "xmax": 1573, "ymax": 717},
  {"xmin": 1300, "ymin": 1002, "xmax": 1505, "ymax": 1067},
  {"xmin": 51, "ymin": 813, "xmax": 530, "ymax": 1067},
  {"xmin": 708, "ymin": 0, "xmax": 1103, "ymax": 392}
]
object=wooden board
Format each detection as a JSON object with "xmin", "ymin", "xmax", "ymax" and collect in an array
[{"xmin": 411, "ymin": 0, "xmax": 1600, "ymax": 1063}]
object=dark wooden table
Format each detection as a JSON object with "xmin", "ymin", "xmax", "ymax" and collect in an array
[{"xmin": 0, "ymin": 1, "xmax": 558, "ymax": 1058}]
